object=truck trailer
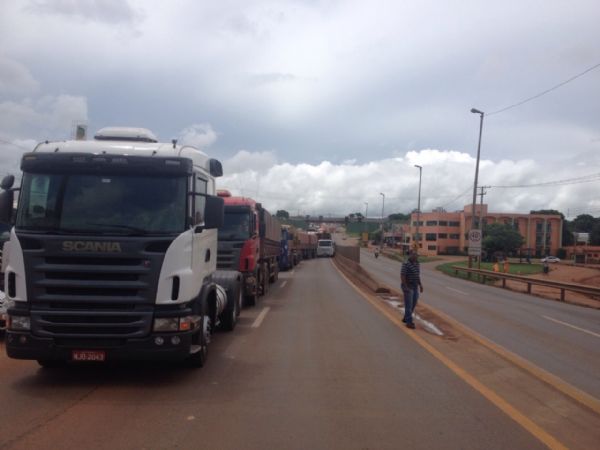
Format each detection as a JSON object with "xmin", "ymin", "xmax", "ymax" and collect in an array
[
  {"xmin": 0, "ymin": 127, "xmax": 242, "ymax": 368},
  {"xmin": 216, "ymin": 191, "xmax": 280, "ymax": 306}
]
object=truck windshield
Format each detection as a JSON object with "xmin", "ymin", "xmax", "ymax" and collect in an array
[
  {"xmin": 219, "ymin": 211, "xmax": 251, "ymax": 240},
  {"xmin": 318, "ymin": 240, "xmax": 332, "ymax": 247},
  {"xmin": 16, "ymin": 173, "xmax": 187, "ymax": 235}
]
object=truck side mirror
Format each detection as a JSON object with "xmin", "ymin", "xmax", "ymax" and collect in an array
[
  {"xmin": 209, "ymin": 159, "xmax": 223, "ymax": 177},
  {"xmin": 0, "ymin": 190, "xmax": 14, "ymax": 224},
  {"xmin": 1, "ymin": 175, "xmax": 14, "ymax": 190},
  {"xmin": 203, "ymin": 195, "xmax": 224, "ymax": 229}
]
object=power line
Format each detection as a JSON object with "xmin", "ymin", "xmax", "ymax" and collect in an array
[
  {"xmin": 487, "ymin": 62, "xmax": 600, "ymax": 116},
  {"xmin": 440, "ymin": 186, "xmax": 472, "ymax": 209},
  {"xmin": 0, "ymin": 139, "xmax": 33, "ymax": 152},
  {"xmin": 489, "ymin": 172, "xmax": 600, "ymax": 188}
]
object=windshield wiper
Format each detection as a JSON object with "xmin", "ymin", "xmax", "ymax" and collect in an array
[{"xmin": 86, "ymin": 223, "xmax": 148, "ymax": 235}]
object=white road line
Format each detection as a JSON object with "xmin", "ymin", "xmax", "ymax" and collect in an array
[
  {"xmin": 542, "ymin": 315, "xmax": 600, "ymax": 339},
  {"xmin": 447, "ymin": 287, "xmax": 468, "ymax": 296},
  {"xmin": 280, "ymin": 281, "xmax": 287, "ymax": 288},
  {"xmin": 251, "ymin": 307, "xmax": 270, "ymax": 328}
]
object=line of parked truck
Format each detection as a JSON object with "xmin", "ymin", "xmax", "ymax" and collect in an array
[{"xmin": 0, "ymin": 127, "xmax": 334, "ymax": 369}]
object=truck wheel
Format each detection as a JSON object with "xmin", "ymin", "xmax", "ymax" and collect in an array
[
  {"xmin": 221, "ymin": 282, "xmax": 241, "ymax": 331},
  {"xmin": 186, "ymin": 315, "xmax": 210, "ymax": 368},
  {"xmin": 261, "ymin": 264, "xmax": 269, "ymax": 296},
  {"xmin": 244, "ymin": 292, "xmax": 257, "ymax": 307},
  {"xmin": 213, "ymin": 270, "xmax": 242, "ymax": 331},
  {"xmin": 269, "ymin": 262, "xmax": 279, "ymax": 283}
]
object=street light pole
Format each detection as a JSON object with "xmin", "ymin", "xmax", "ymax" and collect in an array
[
  {"xmin": 379, "ymin": 193, "xmax": 385, "ymax": 248},
  {"xmin": 414, "ymin": 165, "xmax": 422, "ymax": 253},
  {"xmin": 470, "ymin": 108, "xmax": 484, "ymax": 269}
]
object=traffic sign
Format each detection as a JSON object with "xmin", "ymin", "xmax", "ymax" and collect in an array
[{"xmin": 468, "ymin": 229, "xmax": 482, "ymax": 256}]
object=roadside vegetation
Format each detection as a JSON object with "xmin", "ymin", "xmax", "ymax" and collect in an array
[{"xmin": 436, "ymin": 260, "xmax": 544, "ymax": 283}]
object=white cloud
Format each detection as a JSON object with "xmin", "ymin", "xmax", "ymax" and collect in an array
[
  {"xmin": 0, "ymin": 56, "xmax": 39, "ymax": 97},
  {"xmin": 0, "ymin": 95, "xmax": 88, "ymax": 141},
  {"xmin": 27, "ymin": 0, "xmax": 142, "ymax": 25},
  {"xmin": 178, "ymin": 123, "xmax": 218, "ymax": 149},
  {"xmin": 217, "ymin": 149, "xmax": 600, "ymax": 218},
  {"xmin": 222, "ymin": 150, "xmax": 278, "ymax": 174}
]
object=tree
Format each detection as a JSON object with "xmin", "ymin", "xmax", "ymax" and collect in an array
[
  {"xmin": 591, "ymin": 221, "xmax": 600, "ymax": 245},
  {"xmin": 276, "ymin": 210, "xmax": 290, "ymax": 219},
  {"xmin": 482, "ymin": 223, "xmax": 524, "ymax": 255},
  {"xmin": 388, "ymin": 213, "xmax": 410, "ymax": 221},
  {"xmin": 573, "ymin": 214, "xmax": 595, "ymax": 232}
]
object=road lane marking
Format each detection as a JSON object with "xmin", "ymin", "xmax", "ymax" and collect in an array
[
  {"xmin": 333, "ymin": 263, "xmax": 570, "ymax": 450},
  {"xmin": 280, "ymin": 281, "xmax": 288, "ymax": 289},
  {"xmin": 251, "ymin": 307, "xmax": 270, "ymax": 328},
  {"xmin": 542, "ymin": 315, "xmax": 600, "ymax": 338},
  {"xmin": 334, "ymin": 258, "xmax": 600, "ymax": 416},
  {"xmin": 447, "ymin": 287, "xmax": 468, "ymax": 296}
]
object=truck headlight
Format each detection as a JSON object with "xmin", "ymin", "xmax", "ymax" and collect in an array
[
  {"xmin": 9, "ymin": 315, "xmax": 30, "ymax": 331},
  {"xmin": 153, "ymin": 318, "xmax": 179, "ymax": 332}
]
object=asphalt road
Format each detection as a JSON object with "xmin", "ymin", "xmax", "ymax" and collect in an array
[
  {"xmin": 0, "ymin": 258, "xmax": 547, "ymax": 450},
  {"xmin": 359, "ymin": 248, "xmax": 600, "ymax": 400}
]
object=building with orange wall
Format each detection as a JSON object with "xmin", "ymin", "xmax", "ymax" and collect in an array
[{"xmin": 405, "ymin": 204, "xmax": 563, "ymax": 257}]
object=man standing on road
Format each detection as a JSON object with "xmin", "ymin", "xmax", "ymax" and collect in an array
[{"xmin": 401, "ymin": 251, "xmax": 423, "ymax": 329}]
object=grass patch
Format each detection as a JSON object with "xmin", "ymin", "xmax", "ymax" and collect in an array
[
  {"xmin": 382, "ymin": 252, "xmax": 443, "ymax": 263},
  {"xmin": 436, "ymin": 260, "xmax": 544, "ymax": 283}
]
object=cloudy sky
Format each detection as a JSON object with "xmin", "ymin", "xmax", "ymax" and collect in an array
[{"xmin": 1, "ymin": 0, "xmax": 599, "ymax": 218}]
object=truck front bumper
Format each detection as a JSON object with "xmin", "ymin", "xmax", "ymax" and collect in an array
[{"xmin": 5, "ymin": 331, "xmax": 195, "ymax": 362}]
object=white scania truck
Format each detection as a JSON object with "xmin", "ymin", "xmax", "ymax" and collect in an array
[{"xmin": 0, "ymin": 127, "xmax": 242, "ymax": 368}]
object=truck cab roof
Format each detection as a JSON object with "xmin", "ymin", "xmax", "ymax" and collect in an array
[{"xmin": 32, "ymin": 127, "xmax": 220, "ymax": 176}]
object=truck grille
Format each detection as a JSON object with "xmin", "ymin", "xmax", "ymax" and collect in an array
[
  {"xmin": 19, "ymin": 235, "xmax": 169, "ymax": 340},
  {"xmin": 217, "ymin": 242, "xmax": 243, "ymax": 270}
]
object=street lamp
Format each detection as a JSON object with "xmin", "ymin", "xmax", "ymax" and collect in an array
[
  {"xmin": 379, "ymin": 193, "xmax": 385, "ymax": 248},
  {"xmin": 414, "ymin": 165, "xmax": 422, "ymax": 252}
]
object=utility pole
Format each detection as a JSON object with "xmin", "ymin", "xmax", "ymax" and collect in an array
[
  {"xmin": 469, "ymin": 108, "xmax": 485, "ymax": 270},
  {"xmin": 478, "ymin": 185, "xmax": 489, "ymax": 269}
]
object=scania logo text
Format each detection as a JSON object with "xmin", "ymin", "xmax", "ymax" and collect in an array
[{"xmin": 62, "ymin": 241, "xmax": 122, "ymax": 253}]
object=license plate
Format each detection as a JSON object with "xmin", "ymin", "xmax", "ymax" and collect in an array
[{"xmin": 72, "ymin": 350, "xmax": 106, "ymax": 362}]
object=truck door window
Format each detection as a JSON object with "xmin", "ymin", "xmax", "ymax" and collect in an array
[{"xmin": 193, "ymin": 177, "xmax": 208, "ymax": 225}]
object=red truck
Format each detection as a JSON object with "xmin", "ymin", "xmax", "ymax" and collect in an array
[{"xmin": 216, "ymin": 191, "xmax": 280, "ymax": 306}]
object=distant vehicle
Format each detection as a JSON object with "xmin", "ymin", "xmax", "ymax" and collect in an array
[
  {"xmin": 216, "ymin": 190, "xmax": 280, "ymax": 306},
  {"xmin": 316, "ymin": 239, "xmax": 335, "ymax": 257},
  {"xmin": 541, "ymin": 256, "xmax": 560, "ymax": 263}
]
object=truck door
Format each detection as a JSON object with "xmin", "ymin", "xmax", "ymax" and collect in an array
[{"xmin": 192, "ymin": 176, "xmax": 216, "ymax": 286}]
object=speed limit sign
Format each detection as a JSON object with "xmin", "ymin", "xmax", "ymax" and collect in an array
[{"xmin": 468, "ymin": 230, "xmax": 482, "ymax": 256}]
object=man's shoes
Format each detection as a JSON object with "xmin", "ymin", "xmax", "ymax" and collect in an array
[
  {"xmin": 402, "ymin": 317, "xmax": 406, "ymax": 323},
  {"xmin": 406, "ymin": 322, "xmax": 416, "ymax": 329}
]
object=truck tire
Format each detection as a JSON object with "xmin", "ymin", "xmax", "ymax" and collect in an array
[
  {"xmin": 186, "ymin": 314, "xmax": 210, "ymax": 368},
  {"xmin": 269, "ymin": 261, "xmax": 279, "ymax": 283},
  {"xmin": 260, "ymin": 264, "xmax": 269, "ymax": 296},
  {"xmin": 213, "ymin": 270, "xmax": 242, "ymax": 332}
]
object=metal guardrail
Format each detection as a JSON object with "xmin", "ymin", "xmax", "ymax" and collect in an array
[{"xmin": 452, "ymin": 266, "xmax": 600, "ymax": 302}]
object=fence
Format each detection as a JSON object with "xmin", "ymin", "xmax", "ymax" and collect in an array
[{"xmin": 452, "ymin": 266, "xmax": 600, "ymax": 303}]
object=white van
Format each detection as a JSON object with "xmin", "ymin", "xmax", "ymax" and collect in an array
[{"xmin": 317, "ymin": 239, "xmax": 335, "ymax": 257}]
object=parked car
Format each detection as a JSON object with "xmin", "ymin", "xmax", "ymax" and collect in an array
[{"xmin": 541, "ymin": 256, "xmax": 560, "ymax": 263}]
